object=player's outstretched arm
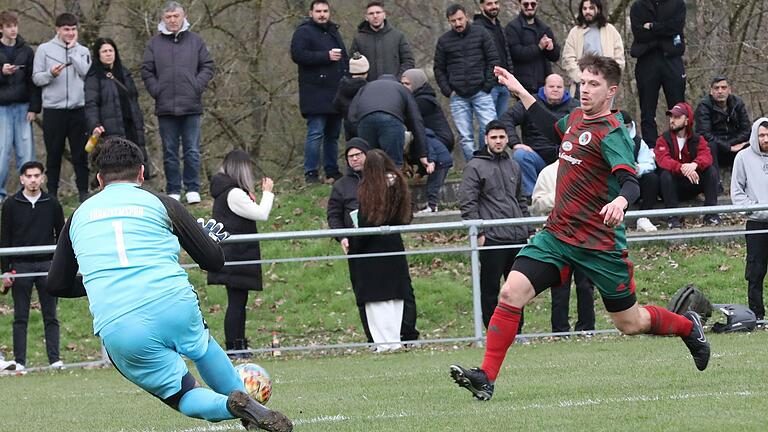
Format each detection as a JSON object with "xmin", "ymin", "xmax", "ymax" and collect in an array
[
  {"xmin": 47, "ymin": 218, "xmax": 87, "ymax": 298},
  {"xmin": 154, "ymin": 193, "xmax": 225, "ymax": 272}
]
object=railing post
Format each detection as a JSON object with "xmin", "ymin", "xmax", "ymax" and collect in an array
[{"xmin": 468, "ymin": 224, "xmax": 484, "ymax": 347}]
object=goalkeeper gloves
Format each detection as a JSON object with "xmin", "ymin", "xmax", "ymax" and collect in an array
[{"xmin": 197, "ymin": 218, "xmax": 230, "ymax": 243}]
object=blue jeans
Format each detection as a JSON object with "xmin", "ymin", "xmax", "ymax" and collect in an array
[
  {"xmin": 0, "ymin": 103, "xmax": 35, "ymax": 199},
  {"xmin": 158, "ymin": 114, "xmax": 201, "ymax": 195},
  {"xmin": 304, "ymin": 114, "xmax": 341, "ymax": 177},
  {"xmin": 425, "ymin": 130, "xmax": 453, "ymax": 207},
  {"xmin": 489, "ymin": 85, "xmax": 511, "ymax": 118},
  {"xmin": 449, "ymin": 91, "xmax": 496, "ymax": 161},
  {"xmin": 357, "ymin": 112, "xmax": 406, "ymax": 167},
  {"xmin": 512, "ymin": 149, "xmax": 547, "ymax": 196}
]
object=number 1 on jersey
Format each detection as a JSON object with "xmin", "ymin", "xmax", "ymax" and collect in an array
[{"xmin": 112, "ymin": 220, "xmax": 130, "ymax": 267}]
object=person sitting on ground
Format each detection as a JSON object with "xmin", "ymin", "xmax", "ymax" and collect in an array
[{"xmin": 620, "ymin": 110, "xmax": 659, "ymax": 232}]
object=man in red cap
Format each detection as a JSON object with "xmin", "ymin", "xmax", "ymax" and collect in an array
[{"xmin": 654, "ymin": 102, "xmax": 719, "ymax": 228}]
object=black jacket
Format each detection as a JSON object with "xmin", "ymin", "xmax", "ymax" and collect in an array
[
  {"xmin": 85, "ymin": 65, "xmax": 146, "ymax": 146},
  {"xmin": 327, "ymin": 141, "xmax": 370, "ymax": 233},
  {"xmin": 207, "ymin": 173, "xmax": 263, "ymax": 290},
  {"xmin": 333, "ymin": 76, "xmax": 368, "ymax": 139},
  {"xmin": 412, "ymin": 83, "xmax": 454, "ymax": 151},
  {"xmin": 0, "ymin": 35, "xmax": 42, "ymax": 112},
  {"xmin": 434, "ymin": 23, "xmax": 500, "ymax": 98},
  {"xmin": 290, "ymin": 18, "xmax": 349, "ymax": 117},
  {"xmin": 1, "ymin": 191, "xmax": 64, "ymax": 271},
  {"xmin": 694, "ymin": 94, "xmax": 751, "ymax": 154},
  {"xmin": 473, "ymin": 14, "xmax": 512, "ymax": 72},
  {"xmin": 350, "ymin": 20, "xmax": 415, "ymax": 81},
  {"xmin": 141, "ymin": 30, "xmax": 215, "ymax": 116},
  {"xmin": 630, "ymin": 0, "xmax": 686, "ymax": 58},
  {"xmin": 505, "ymin": 14, "xmax": 560, "ymax": 93},
  {"xmin": 500, "ymin": 88, "xmax": 578, "ymax": 164}
]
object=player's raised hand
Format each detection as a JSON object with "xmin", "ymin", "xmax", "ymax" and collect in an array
[{"xmin": 197, "ymin": 218, "xmax": 230, "ymax": 243}]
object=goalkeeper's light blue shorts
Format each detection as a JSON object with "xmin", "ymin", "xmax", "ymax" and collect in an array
[{"xmin": 100, "ymin": 290, "xmax": 209, "ymax": 399}]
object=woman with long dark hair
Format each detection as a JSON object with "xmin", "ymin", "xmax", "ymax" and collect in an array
[
  {"xmin": 207, "ymin": 149, "xmax": 274, "ymax": 356},
  {"xmin": 84, "ymin": 38, "xmax": 150, "ymax": 176},
  {"xmin": 349, "ymin": 149, "xmax": 414, "ymax": 352}
]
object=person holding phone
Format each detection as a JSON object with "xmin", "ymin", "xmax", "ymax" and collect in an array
[{"xmin": 32, "ymin": 12, "xmax": 91, "ymax": 202}]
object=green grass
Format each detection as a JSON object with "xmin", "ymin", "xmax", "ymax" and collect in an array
[{"xmin": 3, "ymin": 331, "xmax": 768, "ymax": 431}]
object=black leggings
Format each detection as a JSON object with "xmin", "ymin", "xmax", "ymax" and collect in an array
[{"xmin": 225, "ymin": 286, "xmax": 249, "ymax": 347}]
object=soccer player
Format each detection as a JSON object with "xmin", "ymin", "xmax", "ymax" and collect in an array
[
  {"xmin": 449, "ymin": 53, "xmax": 710, "ymax": 401},
  {"xmin": 46, "ymin": 137, "xmax": 292, "ymax": 431}
]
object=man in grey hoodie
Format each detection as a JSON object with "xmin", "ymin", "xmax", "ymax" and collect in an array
[
  {"xmin": 731, "ymin": 117, "xmax": 768, "ymax": 321},
  {"xmin": 32, "ymin": 12, "xmax": 91, "ymax": 201},
  {"xmin": 141, "ymin": 1, "xmax": 215, "ymax": 204}
]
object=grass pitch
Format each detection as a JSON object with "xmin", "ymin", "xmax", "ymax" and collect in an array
[{"xmin": 4, "ymin": 331, "xmax": 767, "ymax": 432}]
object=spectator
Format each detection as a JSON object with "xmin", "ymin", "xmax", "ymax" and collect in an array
[
  {"xmin": 434, "ymin": 3, "xmax": 499, "ymax": 161},
  {"xmin": 505, "ymin": 0, "xmax": 560, "ymax": 94},
  {"xmin": 327, "ymin": 139, "xmax": 419, "ymax": 345},
  {"xmin": 348, "ymin": 74, "xmax": 428, "ymax": 169},
  {"xmin": 0, "ymin": 11, "xmax": 41, "ymax": 202},
  {"xmin": 500, "ymin": 73, "xmax": 577, "ymax": 199},
  {"xmin": 141, "ymin": 1, "xmax": 214, "ymax": 203},
  {"xmin": 460, "ymin": 120, "xmax": 531, "ymax": 328},
  {"xmin": 654, "ymin": 102, "xmax": 719, "ymax": 228},
  {"xmin": 621, "ymin": 110, "xmax": 659, "ymax": 232},
  {"xmin": 349, "ymin": 149, "xmax": 415, "ymax": 353},
  {"xmin": 290, "ymin": 0, "xmax": 347, "ymax": 185},
  {"xmin": 32, "ymin": 12, "xmax": 91, "ymax": 202},
  {"xmin": 630, "ymin": 0, "xmax": 686, "ymax": 145},
  {"xmin": 473, "ymin": 0, "xmax": 513, "ymax": 117},
  {"xmin": 350, "ymin": 1, "xmax": 414, "ymax": 81},
  {"xmin": 333, "ymin": 52, "xmax": 369, "ymax": 140},
  {"xmin": 562, "ymin": 0, "xmax": 625, "ymax": 97},
  {"xmin": 207, "ymin": 150, "xmax": 274, "ymax": 358},
  {"xmin": 1, "ymin": 161, "xmax": 64, "ymax": 370},
  {"xmin": 85, "ymin": 38, "xmax": 150, "ymax": 178},
  {"xmin": 695, "ymin": 76, "xmax": 751, "ymax": 174},
  {"xmin": 730, "ymin": 118, "xmax": 768, "ymax": 321},
  {"xmin": 530, "ymin": 160, "xmax": 596, "ymax": 333},
  {"xmin": 401, "ymin": 68, "xmax": 455, "ymax": 213}
]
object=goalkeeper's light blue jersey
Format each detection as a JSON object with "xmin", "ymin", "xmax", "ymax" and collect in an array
[{"xmin": 69, "ymin": 183, "xmax": 195, "ymax": 335}]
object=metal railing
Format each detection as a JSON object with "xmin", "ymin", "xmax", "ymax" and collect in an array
[{"xmin": 2, "ymin": 204, "xmax": 768, "ymax": 370}]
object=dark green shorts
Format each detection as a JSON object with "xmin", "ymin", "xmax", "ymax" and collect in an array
[{"xmin": 516, "ymin": 230, "xmax": 636, "ymax": 311}]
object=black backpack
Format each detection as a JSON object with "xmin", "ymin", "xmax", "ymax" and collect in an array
[
  {"xmin": 667, "ymin": 284, "xmax": 713, "ymax": 323},
  {"xmin": 711, "ymin": 304, "xmax": 757, "ymax": 333}
]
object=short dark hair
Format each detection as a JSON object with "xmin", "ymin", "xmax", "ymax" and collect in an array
[
  {"xmin": 55, "ymin": 12, "xmax": 78, "ymax": 27},
  {"xmin": 366, "ymin": 1, "xmax": 384, "ymax": 9},
  {"xmin": 93, "ymin": 136, "xmax": 145, "ymax": 184},
  {"xmin": 710, "ymin": 75, "xmax": 729, "ymax": 86},
  {"xmin": 446, "ymin": 3, "xmax": 466, "ymax": 18},
  {"xmin": 19, "ymin": 160, "xmax": 44, "ymax": 175},
  {"xmin": 485, "ymin": 119, "xmax": 507, "ymax": 134},
  {"xmin": 576, "ymin": 0, "xmax": 607, "ymax": 27},
  {"xmin": 759, "ymin": 121, "xmax": 768, "ymax": 130},
  {"xmin": 0, "ymin": 10, "xmax": 18, "ymax": 27},
  {"xmin": 309, "ymin": 0, "xmax": 330, "ymax": 11},
  {"xmin": 578, "ymin": 53, "xmax": 621, "ymax": 86}
]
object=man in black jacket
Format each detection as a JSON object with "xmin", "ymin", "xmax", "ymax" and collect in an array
[
  {"xmin": 350, "ymin": 1, "xmax": 414, "ymax": 81},
  {"xmin": 630, "ymin": 0, "xmax": 687, "ymax": 145},
  {"xmin": 434, "ymin": 4, "xmax": 500, "ymax": 161},
  {"xmin": 1, "ymin": 161, "xmax": 64, "ymax": 370},
  {"xmin": 474, "ymin": 0, "xmax": 513, "ymax": 117},
  {"xmin": 327, "ymin": 138, "xmax": 420, "ymax": 344},
  {"xmin": 505, "ymin": 0, "xmax": 560, "ymax": 94},
  {"xmin": 695, "ymin": 76, "xmax": 751, "ymax": 173},
  {"xmin": 0, "ymin": 11, "xmax": 41, "ymax": 202}
]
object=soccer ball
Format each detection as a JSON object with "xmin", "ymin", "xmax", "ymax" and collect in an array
[{"xmin": 235, "ymin": 363, "xmax": 272, "ymax": 404}]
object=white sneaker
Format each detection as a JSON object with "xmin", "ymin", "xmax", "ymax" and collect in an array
[
  {"xmin": 636, "ymin": 217, "xmax": 657, "ymax": 232},
  {"xmin": 14, "ymin": 363, "xmax": 25, "ymax": 371},
  {"xmin": 168, "ymin": 193, "xmax": 181, "ymax": 201},
  {"xmin": 0, "ymin": 359, "xmax": 16, "ymax": 371},
  {"xmin": 415, "ymin": 205, "xmax": 437, "ymax": 214},
  {"xmin": 50, "ymin": 360, "xmax": 64, "ymax": 369},
  {"xmin": 185, "ymin": 191, "xmax": 201, "ymax": 204}
]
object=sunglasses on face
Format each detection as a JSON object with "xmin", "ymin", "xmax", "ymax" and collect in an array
[{"xmin": 522, "ymin": 1, "xmax": 537, "ymax": 8}]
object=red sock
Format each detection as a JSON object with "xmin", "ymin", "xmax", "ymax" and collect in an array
[
  {"xmin": 643, "ymin": 305, "xmax": 693, "ymax": 336},
  {"xmin": 481, "ymin": 302, "xmax": 523, "ymax": 381}
]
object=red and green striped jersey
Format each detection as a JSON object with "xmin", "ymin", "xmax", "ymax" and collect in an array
[{"xmin": 545, "ymin": 109, "xmax": 637, "ymax": 251}]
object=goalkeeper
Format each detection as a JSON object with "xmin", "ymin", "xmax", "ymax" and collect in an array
[{"xmin": 46, "ymin": 137, "xmax": 292, "ymax": 432}]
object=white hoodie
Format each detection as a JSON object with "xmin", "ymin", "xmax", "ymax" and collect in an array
[{"xmin": 731, "ymin": 117, "xmax": 768, "ymax": 221}]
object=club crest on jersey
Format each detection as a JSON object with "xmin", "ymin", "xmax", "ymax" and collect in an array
[
  {"xmin": 578, "ymin": 131, "xmax": 592, "ymax": 146},
  {"xmin": 561, "ymin": 141, "xmax": 573, "ymax": 152}
]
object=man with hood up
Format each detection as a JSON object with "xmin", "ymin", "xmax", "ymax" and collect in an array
[
  {"xmin": 654, "ymin": 102, "xmax": 719, "ymax": 228},
  {"xmin": 731, "ymin": 118, "xmax": 768, "ymax": 321},
  {"xmin": 350, "ymin": 1, "xmax": 414, "ymax": 82},
  {"xmin": 326, "ymin": 138, "xmax": 419, "ymax": 345},
  {"xmin": 141, "ymin": 1, "xmax": 214, "ymax": 204}
]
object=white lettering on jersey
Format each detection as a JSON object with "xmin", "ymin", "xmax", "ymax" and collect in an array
[
  {"xmin": 559, "ymin": 152, "xmax": 583, "ymax": 165},
  {"xmin": 89, "ymin": 206, "xmax": 145, "ymax": 221}
]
